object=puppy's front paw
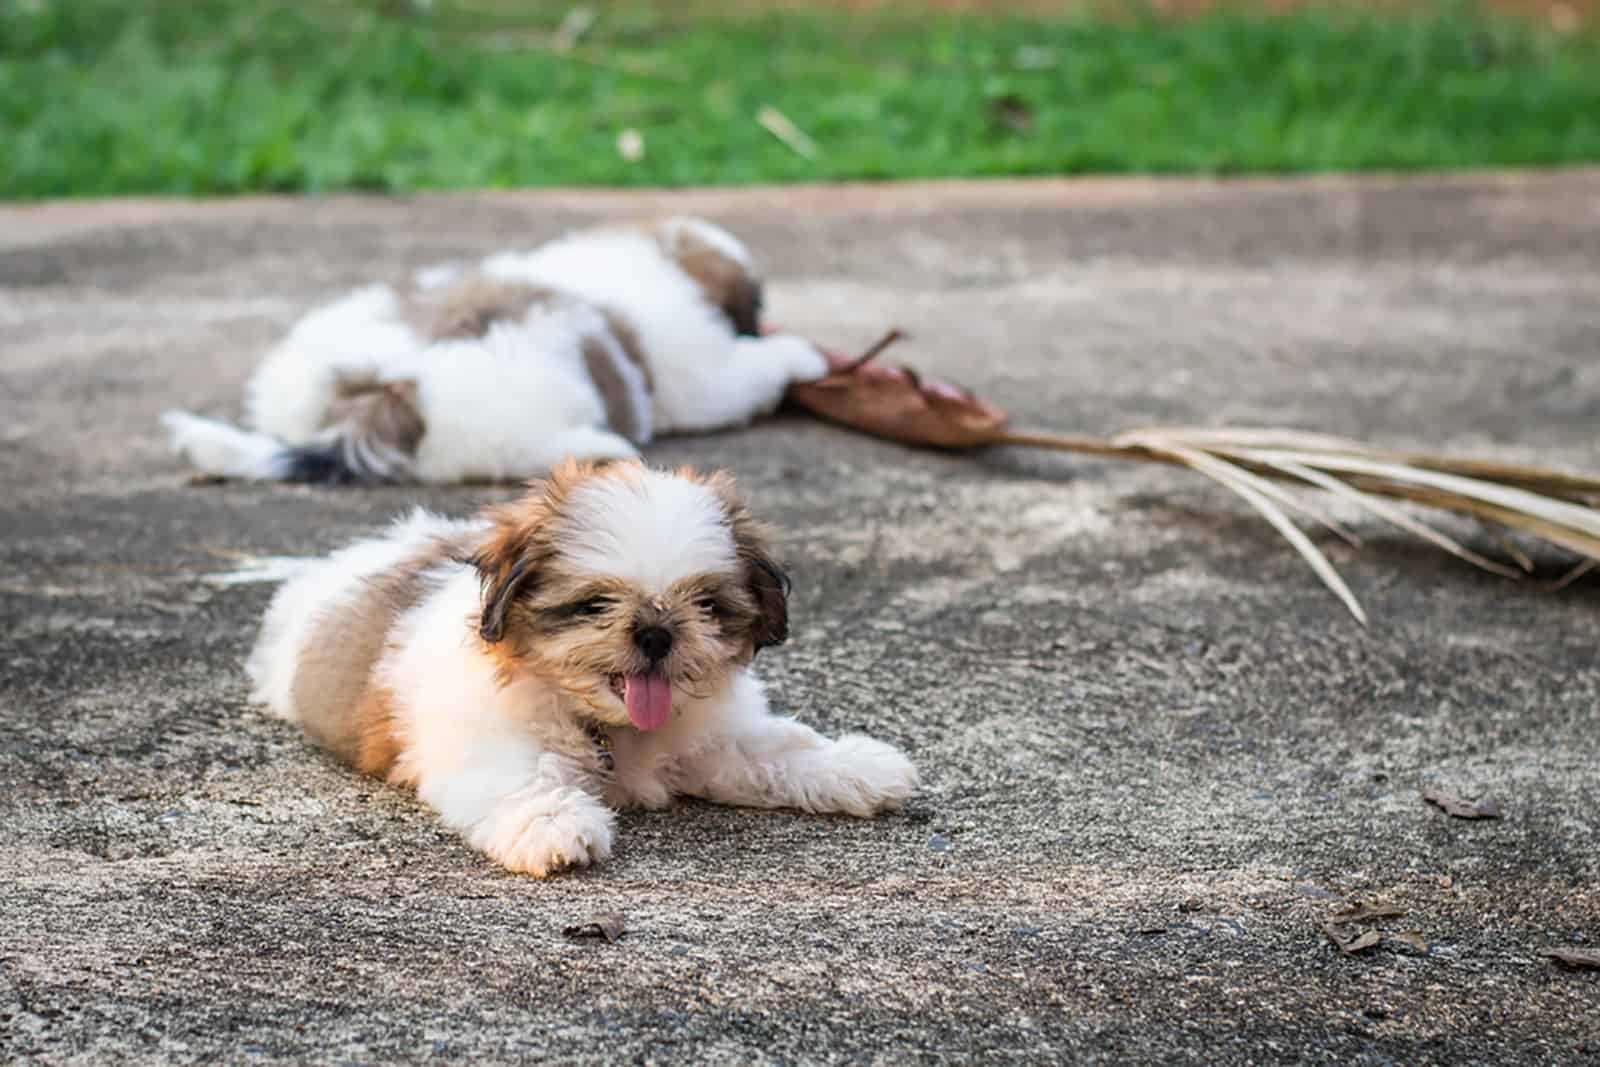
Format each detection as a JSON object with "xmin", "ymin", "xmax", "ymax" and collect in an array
[
  {"xmin": 765, "ymin": 335, "xmax": 830, "ymax": 383},
  {"xmin": 471, "ymin": 790, "xmax": 615, "ymax": 878},
  {"xmin": 817, "ymin": 735, "xmax": 919, "ymax": 817}
]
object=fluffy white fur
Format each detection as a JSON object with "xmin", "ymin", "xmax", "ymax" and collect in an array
[
  {"xmin": 164, "ymin": 217, "xmax": 827, "ymax": 484},
  {"xmin": 246, "ymin": 508, "xmax": 482, "ymax": 718},
  {"xmin": 249, "ymin": 465, "xmax": 917, "ymax": 877}
]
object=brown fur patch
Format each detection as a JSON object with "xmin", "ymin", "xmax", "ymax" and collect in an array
[
  {"xmin": 697, "ymin": 468, "xmax": 790, "ymax": 653},
  {"xmin": 655, "ymin": 221, "xmax": 763, "ymax": 337},
  {"xmin": 598, "ymin": 308, "xmax": 652, "ymax": 390},
  {"xmin": 405, "ymin": 273, "xmax": 655, "ymax": 440},
  {"xmin": 287, "ymin": 533, "xmax": 470, "ymax": 775},
  {"xmin": 408, "ymin": 274, "xmax": 563, "ymax": 342},
  {"xmin": 580, "ymin": 332, "xmax": 651, "ymax": 442},
  {"xmin": 351, "ymin": 683, "xmax": 403, "ymax": 779},
  {"xmin": 326, "ymin": 376, "xmax": 427, "ymax": 472}
]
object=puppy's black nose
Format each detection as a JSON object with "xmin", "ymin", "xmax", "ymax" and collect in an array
[{"xmin": 633, "ymin": 625, "xmax": 672, "ymax": 662}]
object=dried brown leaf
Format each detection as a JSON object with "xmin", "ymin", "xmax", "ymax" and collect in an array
[
  {"xmin": 1422, "ymin": 789, "xmax": 1502, "ymax": 820},
  {"xmin": 786, "ymin": 331, "xmax": 1010, "ymax": 450},
  {"xmin": 1343, "ymin": 930, "xmax": 1383, "ymax": 954},
  {"xmin": 1328, "ymin": 902, "xmax": 1407, "ymax": 924},
  {"xmin": 1322, "ymin": 923, "xmax": 1383, "ymax": 956},
  {"xmin": 562, "ymin": 912, "xmax": 626, "ymax": 943},
  {"xmin": 1543, "ymin": 947, "xmax": 1600, "ymax": 969}
]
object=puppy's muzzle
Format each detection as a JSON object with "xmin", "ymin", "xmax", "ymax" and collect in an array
[{"xmin": 633, "ymin": 624, "xmax": 672, "ymax": 662}]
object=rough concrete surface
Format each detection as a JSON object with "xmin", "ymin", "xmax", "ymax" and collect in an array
[{"xmin": 3, "ymin": 171, "xmax": 1599, "ymax": 1064}]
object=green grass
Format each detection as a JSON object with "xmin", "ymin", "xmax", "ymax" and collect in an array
[{"xmin": 3, "ymin": 1, "xmax": 1598, "ymax": 198}]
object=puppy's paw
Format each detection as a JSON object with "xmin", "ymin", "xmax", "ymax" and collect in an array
[
  {"xmin": 471, "ymin": 790, "xmax": 615, "ymax": 878},
  {"xmin": 604, "ymin": 775, "xmax": 674, "ymax": 813},
  {"xmin": 815, "ymin": 735, "xmax": 919, "ymax": 817},
  {"xmin": 764, "ymin": 334, "xmax": 830, "ymax": 383}
]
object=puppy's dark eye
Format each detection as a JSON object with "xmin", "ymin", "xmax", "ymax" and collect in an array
[
  {"xmin": 696, "ymin": 596, "xmax": 723, "ymax": 617},
  {"xmin": 572, "ymin": 597, "xmax": 613, "ymax": 617}
]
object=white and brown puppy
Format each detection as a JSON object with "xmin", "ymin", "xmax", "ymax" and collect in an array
[
  {"xmin": 163, "ymin": 216, "xmax": 827, "ymax": 485},
  {"xmin": 249, "ymin": 460, "xmax": 917, "ymax": 876}
]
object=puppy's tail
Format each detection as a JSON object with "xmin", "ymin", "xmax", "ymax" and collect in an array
[
  {"xmin": 163, "ymin": 377, "xmax": 425, "ymax": 485},
  {"xmin": 162, "ymin": 411, "xmax": 295, "ymax": 481}
]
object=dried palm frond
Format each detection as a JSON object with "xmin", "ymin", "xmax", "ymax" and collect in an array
[{"xmin": 786, "ymin": 330, "xmax": 1600, "ymax": 623}]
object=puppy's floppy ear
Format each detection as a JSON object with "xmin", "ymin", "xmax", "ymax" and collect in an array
[
  {"xmin": 740, "ymin": 538, "xmax": 790, "ymax": 652},
  {"xmin": 724, "ymin": 275, "xmax": 763, "ymax": 338},
  {"xmin": 466, "ymin": 464, "xmax": 591, "ymax": 643},
  {"xmin": 703, "ymin": 469, "xmax": 790, "ymax": 653},
  {"xmin": 657, "ymin": 217, "xmax": 765, "ymax": 338},
  {"xmin": 471, "ymin": 550, "xmax": 539, "ymax": 644}
]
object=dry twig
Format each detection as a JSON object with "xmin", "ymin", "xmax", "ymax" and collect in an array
[{"xmin": 785, "ymin": 332, "xmax": 1600, "ymax": 623}]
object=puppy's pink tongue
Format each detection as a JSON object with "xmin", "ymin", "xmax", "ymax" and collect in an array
[{"xmin": 624, "ymin": 671, "xmax": 672, "ymax": 730}]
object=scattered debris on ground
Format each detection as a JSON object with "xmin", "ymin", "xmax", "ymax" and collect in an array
[
  {"xmin": 563, "ymin": 912, "xmax": 627, "ymax": 943},
  {"xmin": 1422, "ymin": 789, "xmax": 1502, "ymax": 820},
  {"xmin": 1321, "ymin": 901, "xmax": 1415, "ymax": 957}
]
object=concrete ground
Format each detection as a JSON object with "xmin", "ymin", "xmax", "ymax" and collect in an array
[{"xmin": 3, "ymin": 171, "xmax": 1599, "ymax": 1065}]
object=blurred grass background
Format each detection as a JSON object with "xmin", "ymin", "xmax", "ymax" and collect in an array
[{"xmin": 2, "ymin": 0, "xmax": 1598, "ymax": 198}]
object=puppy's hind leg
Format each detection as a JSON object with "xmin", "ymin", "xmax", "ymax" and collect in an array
[{"xmin": 670, "ymin": 676, "xmax": 918, "ymax": 817}]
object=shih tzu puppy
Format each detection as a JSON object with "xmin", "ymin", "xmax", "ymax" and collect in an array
[
  {"xmin": 163, "ymin": 216, "xmax": 827, "ymax": 484},
  {"xmin": 249, "ymin": 460, "xmax": 918, "ymax": 876}
]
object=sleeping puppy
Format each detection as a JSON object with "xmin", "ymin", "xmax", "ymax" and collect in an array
[
  {"xmin": 248, "ymin": 459, "xmax": 918, "ymax": 876},
  {"xmin": 163, "ymin": 217, "xmax": 827, "ymax": 484}
]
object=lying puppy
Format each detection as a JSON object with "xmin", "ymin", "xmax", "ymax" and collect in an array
[
  {"xmin": 249, "ymin": 460, "xmax": 918, "ymax": 876},
  {"xmin": 164, "ymin": 216, "xmax": 826, "ymax": 484}
]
